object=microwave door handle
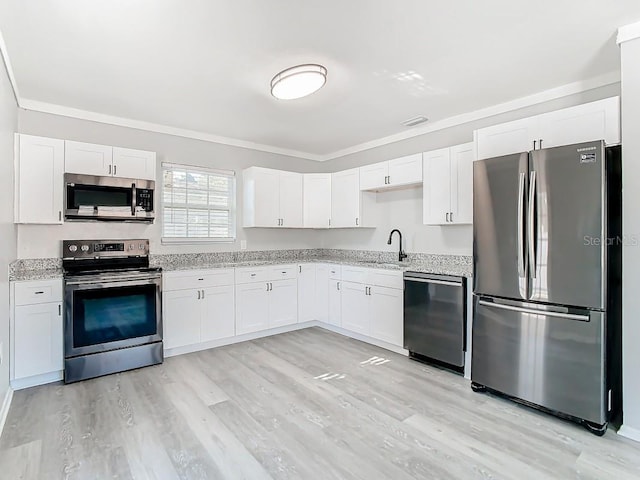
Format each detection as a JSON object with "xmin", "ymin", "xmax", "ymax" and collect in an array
[{"xmin": 131, "ymin": 183, "xmax": 136, "ymax": 216}]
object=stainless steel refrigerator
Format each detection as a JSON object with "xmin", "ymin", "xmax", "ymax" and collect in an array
[{"xmin": 472, "ymin": 140, "xmax": 621, "ymax": 435}]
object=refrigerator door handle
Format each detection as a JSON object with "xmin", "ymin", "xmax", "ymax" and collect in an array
[
  {"xmin": 517, "ymin": 172, "xmax": 526, "ymax": 278},
  {"xmin": 478, "ymin": 300, "xmax": 589, "ymax": 321},
  {"xmin": 528, "ymin": 171, "xmax": 537, "ymax": 279}
]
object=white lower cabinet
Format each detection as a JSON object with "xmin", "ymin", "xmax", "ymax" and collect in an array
[
  {"xmin": 369, "ymin": 286, "xmax": 404, "ymax": 346},
  {"xmin": 14, "ymin": 302, "xmax": 63, "ymax": 379},
  {"xmin": 201, "ymin": 285, "xmax": 235, "ymax": 342},
  {"xmin": 11, "ymin": 279, "xmax": 64, "ymax": 387},
  {"xmin": 328, "ymin": 279, "xmax": 342, "ymax": 327},
  {"xmin": 163, "ymin": 269, "xmax": 235, "ymax": 350},
  {"xmin": 315, "ymin": 264, "xmax": 330, "ymax": 323},
  {"xmin": 298, "ymin": 264, "xmax": 316, "ymax": 323},
  {"xmin": 339, "ymin": 268, "xmax": 403, "ymax": 346},
  {"xmin": 235, "ymin": 266, "xmax": 299, "ymax": 335},
  {"xmin": 235, "ymin": 282, "xmax": 270, "ymax": 335}
]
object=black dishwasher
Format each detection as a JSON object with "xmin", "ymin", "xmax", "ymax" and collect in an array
[{"xmin": 404, "ymin": 272, "xmax": 466, "ymax": 371}]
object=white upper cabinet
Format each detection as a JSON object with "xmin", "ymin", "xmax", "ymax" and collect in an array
[
  {"xmin": 359, "ymin": 161, "xmax": 388, "ymax": 190},
  {"xmin": 112, "ymin": 147, "xmax": 156, "ymax": 180},
  {"xmin": 423, "ymin": 142, "xmax": 474, "ymax": 225},
  {"xmin": 359, "ymin": 153, "xmax": 423, "ymax": 191},
  {"xmin": 475, "ymin": 117, "xmax": 536, "ymax": 160},
  {"xmin": 243, "ymin": 167, "xmax": 303, "ymax": 228},
  {"xmin": 331, "ymin": 168, "xmax": 374, "ymax": 228},
  {"xmin": 536, "ymin": 96, "xmax": 620, "ymax": 150},
  {"xmin": 65, "ymin": 140, "xmax": 113, "ymax": 176},
  {"xmin": 475, "ymin": 97, "xmax": 620, "ymax": 160},
  {"xmin": 388, "ymin": 153, "xmax": 423, "ymax": 187},
  {"xmin": 15, "ymin": 134, "xmax": 65, "ymax": 224},
  {"xmin": 303, "ymin": 174, "xmax": 331, "ymax": 228},
  {"xmin": 279, "ymin": 171, "xmax": 303, "ymax": 228},
  {"xmin": 65, "ymin": 141, "xmax": 156, "ymax": 180}
]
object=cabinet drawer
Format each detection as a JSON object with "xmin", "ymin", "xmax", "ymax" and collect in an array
[
  {"xmin": 341, "ymin": 266, "xmax": 368, "ymax": 284},
  {"xmin": 367, "ymin": 269, "xmax": 403, "ymax": 289},
  {"xmin": 270, "ymin": 265, "xmax": 297, "ymax": 280},
  {"xmin": 14, "ymin": 279, "xmax": 63, "ymax": 306},
  {"xmin": 236, "ymin": 266, "xmax": 270, "ymax": 284},
  {"xmin": 163, "ymin": 269, "xmax": 234, "ymax": 291},
  {"xmin": 328, "ymin": 264, "xmax": 341, "ymax": 280}
]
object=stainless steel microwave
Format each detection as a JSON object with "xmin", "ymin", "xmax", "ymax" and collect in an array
[{"xmin": 65, "ymin": 173, "xmax": 155, "ymax": 222}]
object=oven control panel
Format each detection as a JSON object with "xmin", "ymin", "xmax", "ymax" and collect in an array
[{"xmin": 63, "ymin": 239, "xmax": 149, "ymax": 259}]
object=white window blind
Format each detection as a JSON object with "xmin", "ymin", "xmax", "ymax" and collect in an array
[{"xmin": 162, "ymin": 163, "xmax": 236, "ymax": 242}]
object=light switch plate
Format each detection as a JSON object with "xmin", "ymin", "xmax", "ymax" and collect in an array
[{"xmin": 240, "ymin": 240, "xmax": 247, "ymax": 250}]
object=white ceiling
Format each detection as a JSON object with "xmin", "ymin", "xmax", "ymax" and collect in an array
[{"xmin": 1, "ymin": 1, "xmax": 639, "ymax": 160}]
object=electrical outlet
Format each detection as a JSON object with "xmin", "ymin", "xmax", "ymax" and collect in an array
[{"xmin": 240, "ymin": 240, "xmax": 247, "ymax": 250}]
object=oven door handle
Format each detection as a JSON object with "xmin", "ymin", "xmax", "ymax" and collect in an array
[
  {"xmin": 65, "ymin": 273, "xmax": 162, "ymax": 285},
  {"xmin": 131, "ymin": 183, "xmax": 137, "ymax": 217}
]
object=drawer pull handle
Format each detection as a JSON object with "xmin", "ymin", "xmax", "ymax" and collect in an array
[
  {"xmin": 34, "ymin": 291, "xmax": 44, "ymax": 294},
  {"xmin": 198, "ymin": 278, "xmax": 204, "ymax": 281},
  {"xmin": 251, "ymin": 274, "xmax": 256, "ymax": 277}
]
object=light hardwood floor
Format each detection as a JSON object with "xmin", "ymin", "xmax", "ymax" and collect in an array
[{"xmin": 1, "ymin": 327, "xmax": 639, "ymax": 479}]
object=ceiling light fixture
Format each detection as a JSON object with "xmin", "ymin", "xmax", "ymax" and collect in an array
[{"xmin": 271, "ymin": 64, "xmax": 327, "ymax": 100}]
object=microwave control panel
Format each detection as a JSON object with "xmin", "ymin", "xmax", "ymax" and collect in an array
[{"xmin": 136, "ymin": 189, "xmax": 154, "ymax": 212}]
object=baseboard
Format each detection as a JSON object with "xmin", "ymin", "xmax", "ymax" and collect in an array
[
  {"xmin": 618, "ymin": 424, "xmax": 640, "ymax": 442},
  {"xmin": 0, "ymin": 386, "xmax": 14, "ymax": 438},
  {"xmin": 164, "ymin": 321, "xmax": 318, "ymax": 358},
  {"xmin": 315, "ymin": 323, "xmax": 409, "ymax": 356}
]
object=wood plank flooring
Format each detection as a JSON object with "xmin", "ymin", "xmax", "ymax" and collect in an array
[{"xmin": 1, "ymin": 327, "xmax": 640, "ymax": 479}]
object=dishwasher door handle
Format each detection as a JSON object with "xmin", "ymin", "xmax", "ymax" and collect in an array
[{"xmin": 405, "ymin": 277, "xmax": 462, "ymax": 287}]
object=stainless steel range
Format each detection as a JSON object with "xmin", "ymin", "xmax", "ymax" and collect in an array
[{"xmin": 63, "ymin": 239, "xmax": 163, "ymax": 383}]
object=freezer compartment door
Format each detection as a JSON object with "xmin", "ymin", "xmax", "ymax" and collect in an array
[
  {"xmin": 471, "ymin": 296, "xmax": 606, "ymax": 425},
  {"xmin": 529, "ymin": 141, "xmax": 605, "ymax": 309},
  {"xmin": 473, "ymin": 152, "xmax": 529, "ymax": 300},
  {"xmin": 404, "ymin": 275, "xmax": 465, "ymax": 367}
]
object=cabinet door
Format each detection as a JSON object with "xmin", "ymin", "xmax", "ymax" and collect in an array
[
  {"xmin": 331, "ymin": 168, "xmax": 360, "ymax": 227},
  {"xmin": 328, "ymin": 279, "xmax": 342, "ymax": 327},
  {"xmin": 340, "ymin": 282, "xmax": 369, "ymax": 335},
  {"xmin": 14, "ymin": 303, "xmax": 63, "ymax": 379},
  {"xmin": 303, "ymin": 174, "xmax": 331, "ymax": 228},
  {"xmin": 269, "ymin": 279, "xmax": 298, "ymax": 328},
  {"xmin": 279, "ymin": 171, "xmax": 303, "ymax": 228},
  {"xmin": 315, "ymin": 264, "xmax": 330, "ymax": 323},
  {"xmin": 370, "ymin": 286, "xmax": 403, "ymax": 346},
  {"xmin": 16, "ymin": 135, "xmax": 64, "ymax": 224},
  {"xmin": 537, "ymin": 97, "xmax": 620, "ymax": 149},
  {"xmin": 449, "ymin": 142, "xmax": 474, "ymax": 225},
  {"xmin": 112, "ymin": 147, "xmax": 156, "ymax": 180},
  {"xmin": 201, "ymin": 285, "xmax": 235, "ymax": 342},
  {"xmin": 297, "ymin": 264, "xmax": 316, "ymax": 323},
  {"xmin": 65, "ymin": 141, "xmax": 113, "ymax": 176},
  {"xmin": 163, "ymin": 289, "xmax": 201, "ymax": 349},
  {"xmin": 388, "ymin": 153, "xmax": 423, "ymax": 187},
  {"xmin": 235, "ymin": 283, "xmax": 269, "ymax": 334},
  {"xmin": 359, "ymin": 161, "xmax": 388, "ymax": 190},
  {"xmin": 243, "ymin": 168, "xmax": 279, "ymax": 227},
  {"xmin": 423, "ymin": 148, "xmax": 451, "ymax": 225},
  {"xmin": 475, "ymin": 117, "xmax": 536, "ymax": 160}
]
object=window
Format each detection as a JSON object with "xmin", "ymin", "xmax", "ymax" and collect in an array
[{"xmin": 162, "ymin": 163, "xmax": 236, "ymax": 242}]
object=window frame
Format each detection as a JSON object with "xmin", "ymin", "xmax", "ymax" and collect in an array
[{"xmin": 161, "ymin": 162, "xmax": 237, "ymax": 244}]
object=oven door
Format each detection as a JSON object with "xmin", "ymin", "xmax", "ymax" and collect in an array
[{"xmin": 64, "ymin": 272, "xmax": 162, "ymax": 358}]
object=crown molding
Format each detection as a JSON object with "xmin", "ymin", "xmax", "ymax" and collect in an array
[
  {"xmin": 617, "ymin": 20, "xmax": 640, "ymax": 44},
  {"xmin": 321, "ymin": 70, "xmax": 621, "ymax": 161},
  {"xmin": 18, "ymin": 99, "xmax": 324, "ymax": 161},
  {"xmin": 0, "ymin": 25, "xmax": 20, "ymax": 106}
]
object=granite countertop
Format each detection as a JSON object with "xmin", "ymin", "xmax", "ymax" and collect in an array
[{"xmin": 9, "ymin": 249, "xmax": 473, "ymax": 282}]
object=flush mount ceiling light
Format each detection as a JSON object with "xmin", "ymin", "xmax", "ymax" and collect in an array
[{"xmin": 271, "ymin": 64, "xmax": 327, "ymax": 100}]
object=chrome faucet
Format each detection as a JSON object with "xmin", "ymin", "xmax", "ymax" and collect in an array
[{"xmin": 387, "ymin": 229, "xmax": 408, "ymax": 262}]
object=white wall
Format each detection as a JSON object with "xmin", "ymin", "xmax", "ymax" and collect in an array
[
  {"xmin": 318, "ymin": 84, "xmax": 620, "ymax": 255},
  {"xmin": 17, "ymin": 110, "xmax": 322, "ymax": 258},
  {"xmin": 0, "ymin": 55, "xmax": 18, "ymax": 406},
  {"xmin": 620, "ymin": 35, "xmax": 640, "ymax": 440}
]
